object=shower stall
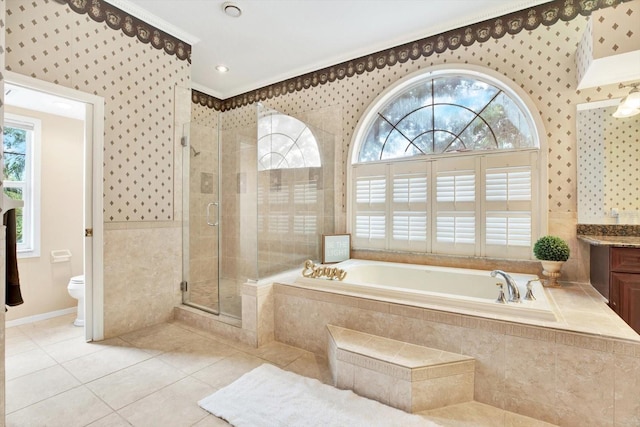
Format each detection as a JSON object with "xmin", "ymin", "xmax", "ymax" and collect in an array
[{"xmin": 182, "ymin": 103, "xmax": 337, "ymax": 320}]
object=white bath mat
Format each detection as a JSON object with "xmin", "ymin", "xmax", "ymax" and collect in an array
[{"xmin": 198, "ymin": 363, "xmax": 438, "ymax": 427}]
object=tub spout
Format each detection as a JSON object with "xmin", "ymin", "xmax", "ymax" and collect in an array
[{"xmin": 490, "ymin": 270, "xmax": 520, "ymax": 302}]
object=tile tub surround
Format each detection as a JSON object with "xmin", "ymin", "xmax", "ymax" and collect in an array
[
  {"xmin": 327, "ymin": 325, "xmax": 475, "ymax": 413},
  {"xmin": 273, "ymin": 282, "xmax": 640, "ymax": 426}
]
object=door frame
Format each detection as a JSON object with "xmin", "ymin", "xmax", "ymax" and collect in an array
[{"xmin": 5, "ymin": 71, "xmax": 105, "ymax": 341}]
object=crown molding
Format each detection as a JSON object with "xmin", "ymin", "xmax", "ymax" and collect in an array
[{"xmin": 103, "ymin": 0, "xmax": 200, "ymax": 45}]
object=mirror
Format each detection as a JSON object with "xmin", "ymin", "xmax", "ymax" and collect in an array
[{"xmin": 577, "ymin": 99, "xmax": 640, "ymax": 224}]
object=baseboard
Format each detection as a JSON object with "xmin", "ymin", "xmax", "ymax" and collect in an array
[{"xmin": 5, "ymin": 307, "xmax": 77, "ymax": 328}]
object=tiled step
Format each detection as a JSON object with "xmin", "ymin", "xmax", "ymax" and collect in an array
[{"xmin": 327, "ymin": 325, "xmax": 475, "ymax": 413}]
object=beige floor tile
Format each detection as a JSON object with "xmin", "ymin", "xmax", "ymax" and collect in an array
[
  {"xmin": 192, "ymin": 353, "xmax": 265, "ymax": 390},
  {"xmin": 158, "ymin": 338, "xmax": 239, "ymax": 374},
  {"xmin": 5, "ymin": 325, "xmax": 28, "ymax": 339},
  {"xmin": 421, "ymin": 401, "xmax": 507, "ymax": 426},
  {"xmin": 87, "ymin": 358, "xmax": 186, "ymax": 410},
  {"xmin": 6, "ymin": 385, "xmax": 113, "ymax": 427},
  {"xmin": 44, "ymin": 336, "xmax": 131, "ymax": 364},
  {"xmin": 62, "ymin": 342, "xmax": 154, "ymax": 383},
  {"xmin": 420, "ymin": 401, "xmax": 559, "ymax": 426},
  {"xmin": 6, "ymin": 364, "xmax": 81, "ymax": 413},
  {"xmin": 5, "ymin": 347, "xmax": 57, "ymax": 380},
  {"xmin": 192, "ymin": 415, "xmax": 233, "ymax": 427},
  {"xmin": 18, "ymin": 313, "xmax": 77, "ymax": 330},
  {"xmin": 284, "ymin": 351, "xmax": 333, "ymax": 384},
  {"xmin": 86, "ymin": 412, "xmax": 132, "ymax": 427},
  {"xmin": 4, "ymin": 333, "xmax": 38, "ymax": 357},
  {"xmin": 118, "ymin": 377, "xmax": 215, "ymax": 427},
  {"xmin": 18, "ymin": 315, "xmax": 84, "ymax": 346},
  {"xmin": 119, "ymin": 322, "xmax": 205, "ymax": 355},
  {"xmin": 248, "ymin": 340, "xmax": 307, "ymax": 367},
  {"xmin": 174, "ymin": 321, "xmax": 257, "ymax": 354}
]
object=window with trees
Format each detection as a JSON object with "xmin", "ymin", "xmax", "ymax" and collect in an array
[
  {"xmin": 349, "ymin": 66, "xmax": 545, "ymax": 260},
  {"xmin": 3, "ymin": 114, "xmax": 40, "ymax": 256}
]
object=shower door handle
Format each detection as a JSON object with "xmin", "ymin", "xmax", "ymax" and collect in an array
[{"xmin": 206, "ymin": 202, "xmax": 219, "ymax": 226}]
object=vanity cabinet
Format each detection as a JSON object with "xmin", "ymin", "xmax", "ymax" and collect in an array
[{"xmin": 591, "ymin": 246, "xmax": 640, "ymax": 333}]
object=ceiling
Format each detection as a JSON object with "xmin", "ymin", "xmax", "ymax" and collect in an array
[
  {"xmin": 5, "ymin": 83, "xmax": 87, "ymax": 120},
  {"xmin": 108, "ymin": 0, "xmax": 552, "ymax": 99}
]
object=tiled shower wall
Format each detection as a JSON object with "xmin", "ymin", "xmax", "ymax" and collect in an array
[
  {"xmin": 5, "ymin": 0, "xmax": 191, "ymax": 336},
  {"xmin": 203, "ymin": 2, "xmax": 639, "ymax": 282}
]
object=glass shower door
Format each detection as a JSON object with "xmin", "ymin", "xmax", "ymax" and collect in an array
[{"xmin": 182, "ymin": 121, "xmax": 220, "ymax": 314}]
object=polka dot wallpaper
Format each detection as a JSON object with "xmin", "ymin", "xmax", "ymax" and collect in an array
[
  {"xmin": 578, "ymin": 106, "xmax": 640, "ymax": 223},
  {"xmin": 606, "ymin": 113, "xmax": 640, "ymax": 216},
  {"xmin": 5, "ymin": 0, "xmax": 191, "ymax": 222},
  {"xmin": 577, "ymin": 107, "xmax": 607, "ymax": 222}
]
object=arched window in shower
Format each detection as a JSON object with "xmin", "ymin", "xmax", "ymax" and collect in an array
[
  {"xmin": 257, "ymin": 112, "xmax": 321, "ymax": 170},
  {"xmin": 256, "ymin": 108, "xmax": 334, "ymax": 278}
]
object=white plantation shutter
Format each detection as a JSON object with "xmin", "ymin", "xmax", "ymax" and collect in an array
[
  {"xmin": 433, "ymin": 157, "xmax": 478, "ymax": 255},
  {"xmin": 484, "ymin": 152, "xmax": 537, "ymax": 258},
  {"xmin": 352, "ymin": 164, "xmax": 387, "ymax": 249},
  {"xmin": 390, "ymin": 162, "xmax": 429, "ymax": 251},
  {"xmin": 436, "ymin": 214, "xmax": 475, "ymax": 244},
  {"xmin": 294, "ymin": 182, "xmax": 317, "ymax": 204},
  {"xmin": 356, "ymin": 176, "xmax": 386, "ymax": 204},
  {"xmin": 294, "ymin": 215, "xmax": 317, "ymax": 235},
  {"xmin": 485, "ymin": 169, "xmax": 531, "ymax": 201},
  {"xmin": 268, "ymin": 214, "xmax": 289, "ymax": 234},
  {"xmin": 436, "ymin": 174, "xmax": 475, "ymax": 202},
  {"xmin": 355, "ymin": 215, "xmax": 386, "ymax": 239},
  {"xmin": 349, "ymin": 150, "xmax": 539, "ymax": 259},
  {"xmin": 486, "ymin": 214, "xmax": 531, "ymax": 246}
]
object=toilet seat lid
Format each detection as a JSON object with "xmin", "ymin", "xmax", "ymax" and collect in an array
[{"xmin": 70, "ymin": 275, "xmax": 84, "ymax": 284}]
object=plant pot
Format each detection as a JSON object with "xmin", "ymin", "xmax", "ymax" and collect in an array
[{"xmin": 540, "ymin": 260, "xmax": 564, "ymax": 287}]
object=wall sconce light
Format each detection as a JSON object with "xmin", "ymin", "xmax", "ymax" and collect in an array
[{"xmin": 613, "ymin": 83, "xmax": 640, "ymax": 118}]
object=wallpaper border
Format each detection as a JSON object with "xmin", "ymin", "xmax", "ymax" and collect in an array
[
  {"xmin": 193, "ymin": 0, "xmax": 630, "ymax": 111},
  {"xmin": 192, "ymin": 89, "xmax": 223, "ymax": 112},
  {"xmin": 54, "ymin": 0, "xmax": 191, "ymax": 63}
]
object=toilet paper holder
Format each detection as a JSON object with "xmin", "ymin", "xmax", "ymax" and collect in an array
[{"xmin": 50, "ymin": 249, "xmax": 72, "ymax": 263}]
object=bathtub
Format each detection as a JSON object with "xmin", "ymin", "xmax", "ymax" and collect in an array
[{"xmin": 294, "ymin": 259, "xmax": 557, "ymax": 322}]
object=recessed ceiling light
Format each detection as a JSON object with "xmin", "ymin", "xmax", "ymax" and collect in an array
[
  {"xmin": 215, "ymin": 65, "xmax": 229, "ymax": 73},
  {"xmin": 222, "ymin": 2, "xmax": 242, "ymax": 18}
]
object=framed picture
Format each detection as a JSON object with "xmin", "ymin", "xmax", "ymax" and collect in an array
[{"xmin": 322, "ymin": 234, "xmax": 351, "ymax": 264}]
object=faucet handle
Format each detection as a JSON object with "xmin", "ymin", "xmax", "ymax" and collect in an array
[
  {"xmin": 495, "ymin": 283, "xmax": 507, "ymax": 304},
  {"xmin": 524, "ymin": 279, "xmax": 539, "ymax": 301}
]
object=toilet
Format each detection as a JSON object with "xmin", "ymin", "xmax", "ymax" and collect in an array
[{"xmin": 67, "ymin": 275, "xmax": 85, "ymax": 327}]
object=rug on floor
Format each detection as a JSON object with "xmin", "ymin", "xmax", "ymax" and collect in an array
[{"xmin": 198, "ymin": 363, "xmax": 439, "ymax": 427}]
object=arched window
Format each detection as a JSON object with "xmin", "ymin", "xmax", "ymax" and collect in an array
[
  {"xmin": 257, "ymin": 112, "xmax": 321, "ymax": 171},
  {"xmin": 349, "ymin": 65, "xmax": 546, "ymax": 260}
]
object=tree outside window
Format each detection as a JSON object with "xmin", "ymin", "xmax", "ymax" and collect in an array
[{"xmin": 3, "ymin": 124, "xmax": 27, "ymax": 243}]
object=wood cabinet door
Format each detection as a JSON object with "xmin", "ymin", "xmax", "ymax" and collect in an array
[
  {"xmin": 612, "ymin": 272, "xmax": 640, "ymax": 334},
  {"xmin": 611, "ymin": 248, "xmax": 640, "ymax": 273}
]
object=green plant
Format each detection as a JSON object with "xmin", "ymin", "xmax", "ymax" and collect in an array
[{"xmin": 533, "ymin": 235, "xmax": 570, "ymax": 261}]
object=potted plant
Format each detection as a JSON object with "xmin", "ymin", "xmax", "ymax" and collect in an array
[{"xmin": 533, "ymin": 235, "xmax": 570, "ymax": 287}]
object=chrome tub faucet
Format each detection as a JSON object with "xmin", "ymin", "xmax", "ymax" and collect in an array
[{"xmin": 491, "ymin": 270, "xmax": 520, "ymax": 302}]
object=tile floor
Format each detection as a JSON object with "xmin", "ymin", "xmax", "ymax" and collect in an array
[{"xmin": 4, "ymin": 313, "xmax": 555, "ymax": 427}]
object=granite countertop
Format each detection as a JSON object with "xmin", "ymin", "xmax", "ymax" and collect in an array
[{"xmin": 577, "ymin": 235, "xmax": 640, "ymax": 248}]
